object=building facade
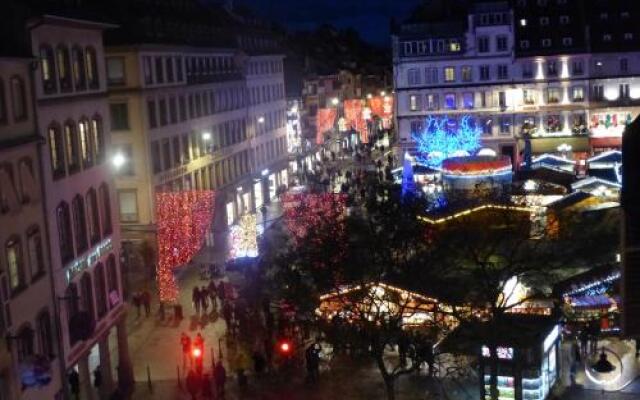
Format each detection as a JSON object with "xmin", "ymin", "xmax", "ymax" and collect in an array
[
  {"xmin": 29, "ymin": 15, "xmax": 132, "ymax": 400},
  {"xmin": 393, "ymin": 0, "xmax": 640, "ymax": 166},
  {"xmin": 104, "ymin": 1, "xmax": 289, "ymax": 274},
  {"xmin": 0, "ymin": 55, "xmax": 62, "ymax": 400}
]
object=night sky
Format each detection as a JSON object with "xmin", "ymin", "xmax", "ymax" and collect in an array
[{"xmin": 237, "ymin": 0, "xmax": 422, "ymax": 45}]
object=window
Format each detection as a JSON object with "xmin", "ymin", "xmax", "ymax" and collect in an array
[
  {"xmin": 40, "ymin": 45, "xmax": 57, "ymax": 93},
  {"xmin": 178, "ymin": 96, "xmax": 187, "ymax": 121},
  {"xmin": 497, "ymin": 65, "xmax": 509, "ymax": 80},
  {"xmin": 155, "ymin": 57, "xmax": 164, "ymax": 83},
  {"xmin": 461, "ymin": 66, "xmax": 472, "ymax": 82},
  {"xmin": 542, "ymin": 39, "xmax": 552, "ymax": 47},
  {"xmin": 158, "ymin": 99, "xmax": 167, "ymax": 126},
  {"xmin": 407, "ymin": 68, "xmax": 421, "ymax": 85},
  {"xmin": 620, "ymin": 84, "xmax": 630, "ymax": 99},
  {"xmin": 0, "ymin": 78, "xmax": 6, "ymax": 125},
  {"xmin": 86, "ymin": 189, "xmax": 100, "ymax": 244},
  {"xmin": 559, "ymin": 15, "xmax": 569, "ymax": 24},
  {"xmin": 151, "ymin": 141, "xmax": 161, "ymax": 173},
  {"xmin": 540, "ymin": 17, "xmax": 550, "ymax": 25},
  {"xmin": 409, "ymin": 95, "xmax": 420, "ymax": 111},
  {"xmin": 48, "ymin": 124, "xmax": 66, "ymax": 178},
  {"xmin": 165, "ymin": 58, "xmax": 174, "ymax": 83},
  {"xmin": 64, "ymin": 122, "xmax": 80, "ymax": 173},
  {"xmin": 56, "ymin": 202, "xmax": 74, "ymax": 263},
  {"xmin": 603, "ymin": 34, "xmax": 612, "ymax": 42},
  {"xmin": 37, "ymin": 312, "xmax": 54, "ymax": 358},
  {"xmin": 547, "ymin": 61, "xmax": 558, "ymax": 76},
  {"xmin": 624, "ymin": 33, "xmax": 633, "ymax": 41},
  {"xmin": 449, "ymin": 40, "xmax": 461, "ymax": 52},
  {"xmin": 571, "ymin": 86, "xmax": 584, "ymax": 102},
  {"xmin": 479, "ymin": 65, "xmax": 490, "ymax": 81},
  {"xmin": 110, "ymin": 103, "xmax": 129, "ymax": 130},
  {"xmin": 562, "ymin": 37, "xmax": 573, "ymax": 46},
  {"xmin": 478, "ymin": 36, "xmax": 489, "ymax": 53},
  {"xmin": 522, "ymin": 63, "xmax": 533, "ymax": 78},
  {"xmin": 572, "ymin": 60, "xmax": 584, "ymax": 75},
  {"xmin": 85, "ymin": 47, "xmax": 98, "ymax": 89},
  {"xmin": 499, "ymin": 117, "xmax": 511, "ymax": 135},
  {"xmin": 143, "ymin": 57, "xmax": 152, "ymax": 84},
  {"xmin": 6, "ymin": 237, "xmax": 25, "ymax": 293},
  {"xmin": 499, "ymin": 91, "xmax": 507, "ymax": 108},
  {"xmin": 600, "ymin": 12, "xmax": 608, "ymax": 20},
  {"xmin": 520, "ymin": 40, "xmax": 530, "ymax": 49},
  {"xmin": 17, "ymin": 159, "xmax": 36, "ymax": 204},
  {"xmin": 94, "ymin": 263, "xmax": 107, "ymax": 318},
  {"xmin": 91, "ymin": 117, "xmax": 105, "ymax": 164},
  {"xmin": 444, "ymin": 67, "xmax": 456, "ymax": 82},
  {"xmin": 169, "ymin": 97, "xmax": 177, "ymax": 124},
  {"xmin": 147, "ymin": 100, "xmax": 157, "ymax": 128},
  {"xmin": 56, "ymin": 46, "xmax": 72, "ymax": 92},
  {"xmin": 118, "ymin": 190, "xmax": 138, "ymax": 222},
  {"xmin": 593, "ymin": 85, "xmax": 604, "ymax": 101},
  {"xmin": 106, "ymin": 255, "xmax": 119, "ymax": 306},
  {"xmin": 620, "ymin": 58, "xmax": 628, "ymax": 73},
  {"xmin": 10, "ymin": 77, "xmax": 27, "ymax": 121},
  {"xmin": 545, "ymin": 115, "xmax": 562, "ymax": 132},
  {"xmin": 496, "ymin": 36, "xmax": 508, "ymax": 51},
  {"xmin": 523, "ymin": 89, "xmax": 535, "ymax": 105},
  {"xmin": 444, "ymin": 93, "xmax": 456, "ymax": 109},
  {"xmin": 482, "ymin": 118, "xmax": 493, "ymax": 135},
  {"xmin": 172, "ymin": 137, "xmax": 181, "ymax": 165},
  {"xmin": 26, "ymin": 227, "xmax": 45, "ymax": 280},
  {"xmin": 72, "ymin": 195, "xmax": 88, "ymax": 253},
  {"xmin": 463, "ymin": 92, "xmax": 474, "ymax": 109},
  {"xmin": 410, "ymin": 121, "xmax": 423, "ymax": 135},
  {"xmin": 65, "ymin": 283, "xmax": 79, "ymax": 345},
  {"xmin": 106, "ymin": 57, "xmax": 125, "ymax": 86},
  {"xmin": 546, "ymin": 87, "xmax": 561, "ymax": 103},
  {"xmin": 80, "ymin": 273, "xmax": 95, "ymax": 323},
  {"xmin": 78, "ymin": 119, "xmax": 92, "ymax": 168},
  {"xmin": 426, "ymin": 94, "xmax": 439, "ymax": 110},
  {"xmin": 99, "ymin": 183, "xmax": 112, "ymax": 236},
  {"xmin": 72, "ymin": 46, "xmax": 86, "ymax": 90},
  {"xmin": 175, "ymin": 56, "xmax": 183, "ymax": 81},
  {"xmin": 182, "ymin": 134, "xmax": 190, "ymax": 162}
]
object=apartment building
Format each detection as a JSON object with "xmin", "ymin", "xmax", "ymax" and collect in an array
[
  {"xmin": 0, "ymin": 52, "xmax": 62, "ymax": 400},
  {"xmin": 29, "ymin": 14, "xmax": 132, "ymax": 400},
  {"xmin": 103, "ymin": 0, "xmax": 288, "ymax": 268},
  {"xmin": 393, "ymin": 0, "xmax": 640, "ymax": 166}
]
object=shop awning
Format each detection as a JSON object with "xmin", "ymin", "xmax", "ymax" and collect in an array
[
  {"xmin": 590, "ymin": 137, "xmax": 622, "ymax": 149},
  {"xmin": 530, "ymin": 136, "xmax": 590, "ymax": 153}
]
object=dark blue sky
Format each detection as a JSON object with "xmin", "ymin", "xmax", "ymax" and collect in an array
[{"xmin": 237, "ymin": 0, "xmax": 422, "ymax": 45}]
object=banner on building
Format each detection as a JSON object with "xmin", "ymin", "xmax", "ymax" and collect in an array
[
  {"xmin": 344, "ymin": 99, "xmax": 368, "ymax": 143},
  {"xmin": 316, "ymin": 108, "xmax": 337, "ymax": 144}
]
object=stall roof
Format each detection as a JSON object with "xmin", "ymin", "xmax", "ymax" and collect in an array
[
  {"xmin": 515, "ymin": 168, "xmax": 577, "ymax": 190},
  {"xmin": 437, "ymin": 314, "xmax": 558, "ymax": 355},
  {"xmin": 546, "ymin": 191, "xmax": 593, "ymax": 211},
  {"xmin": 553, "ymin": 263, "xmax": 620, "ymax": 297}
]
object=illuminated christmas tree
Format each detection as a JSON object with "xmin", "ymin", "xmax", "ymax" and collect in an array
[{"xmin": 412, "ymin": 115, "xmax": 482, "ymax": 167}]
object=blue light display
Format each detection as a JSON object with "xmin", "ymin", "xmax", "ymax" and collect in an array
[{"xmin": 412, "ymin": 115, "xmax": 482, "ymax": 167}]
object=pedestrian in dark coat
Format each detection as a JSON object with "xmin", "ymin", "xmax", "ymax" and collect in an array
[
  {"xmin": 181, "ymin": 332, "xmax": 192, "ymax": 367},
  {"xmin": 141, "ymin": 290, "xmax": 151, "ymax": 317},
  {"xmin": 201, "ymin": 373, "xmax": 213, "ymax": 399},
  {"xmin": 214, "ymin": 361, "xmax": 227, "ymax": 399},
  {"xmin": 186, "ymin": 369, "xmax": 199, "ymax": 400},
  {"xmin": 192, "ymin": 287, "xmax": 201, "ymax": 315}
]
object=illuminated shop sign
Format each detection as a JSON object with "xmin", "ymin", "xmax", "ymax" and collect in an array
[
  {"xmin": 65, "ymin": 238, "xmax": 113, "ymax": 283},
  {"xmin": 590, "ymin": 111, "xmax": 634, "ymax": 137},
  {"xmin": 482, "ymin": 346, "xmax": 514, "ymax": 360}
]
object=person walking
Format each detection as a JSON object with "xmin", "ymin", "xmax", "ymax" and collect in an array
[
  {"xmin": 68, "ymin": 369, "xmax": 80, "ymax": 400},
  {"xmin": 208, "ymin": 280, "xmax": 218, "ymax": 311},
  {"xmin": 132, "ymin": 292, "xmax": 142, "ymax": 318},
  {"xmin": 181, "ymin": 332, "xmax": 192, "ymax": 368},
  {"xmin": 201, "ymin": 373, "xmax": 213, "ymax": 399},
  {"xmin": 141, "ymin": 290, "xmax": 151, "ymax": 317},
  {"xmin": 214, "ymin": 361, "xmax": 227, "ymax": 399},
  {"xmin": 192, "ymin": 287, "xmax": 201, "ymax": 316},
  {"xmin": 200, "ymin": 286, "xmax": 209, "ymax": 315},
  {"xmin": 186, "ymin": 369, "xmax": 199, "ymax": 400}
]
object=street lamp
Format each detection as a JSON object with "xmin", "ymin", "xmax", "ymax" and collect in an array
[
  {"xmin": 331, "ymin": 97, "xmax": 339, "ymax": 106},
  {"xmin": 380, "ymin": 91, "xmax": 386, "ymax": 96},
  {"xmin": 112, "ymin": 152, "xmax": 126, "ymax": 169},
  {"xmin": 366, "ymin": 93, "xmax": 372, "ymax": 99},
  {"xmin": 202, "ymin": 131, "xmax": 212, "ymax": 141},
  {"xmin": 258, "ymin": 116, "xmax": 265, "ymax": 124}
]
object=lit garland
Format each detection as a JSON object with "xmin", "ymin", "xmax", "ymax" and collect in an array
[
  {"xmin": 412, "ymin": 115, "xmax": 482, "ymax": 167},
  {"xmin": 417, "ymin": 204, "xmax": 536, "ymax": 225},
  {"xmin": 155, "ymin": 190, "xmax": 215, "ymax": 302},
  {"xmin": 228, "ymin": 214, "xmax": 258, "ymax": 259}
]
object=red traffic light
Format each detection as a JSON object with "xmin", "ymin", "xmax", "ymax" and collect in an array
[
  {"xmin": 278, "ymin": 340, "xmax": 292, "ymax": 354},
  {"xmin": 192, "ymin": 348, "xmax": 202, "ymax": 358}
]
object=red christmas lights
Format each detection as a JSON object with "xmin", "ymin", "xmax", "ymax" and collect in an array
[
  {"xmin": 316, "ymin": 108, "xmax": 337, "ymax": 145},
  {"xmin": 344, "ymin": 99, "xmax": 367, "ymax": 143},
  {"xmin": 155, "ymin": 190, "xmax": 215, "ymax": 302},
  {"xmin": 282, "ymin": 193, "xmax": 347, "ymax": 248}
]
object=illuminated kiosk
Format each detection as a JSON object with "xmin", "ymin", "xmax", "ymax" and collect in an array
[
  {"xmin": 441, "ymin": 156, "xmax": 513, "ymax": 192},
  {"xmin": 440, "ymin": 315, "xmax": 560, "ymax": 400}
]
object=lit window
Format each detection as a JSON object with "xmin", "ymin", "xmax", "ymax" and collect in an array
[
  {"xmin": 624, "ymin": 33, "xmax": 633, "ymax": 40},
  {"xmin": 463, "ymin": 92, "xmax": 474, "ymax": 109},
  {"xmin": 461, "ymin": 66, "xmax": 472, "ymax": 82},
  {"xmin": 520, "ymin": 19, "xmax": 527, "ymax": 26},
  {"xmin": 449, "ymin": 41, "xmax": 461, "ymax": 52},
  {"xmin": 444, "ymin": 67, "xmax": 456, "ymax": 82},
  {"xmin": 409, "ymin": 95, "xmax": 420, "ymax": 111},
  {"xmin": 603, "ymin": 34, "xmax": 612, "ymax": 42},
  {"xmin": 6, "ymin": 237, "xmax": 25, "ymax": 292},
  {"xmin": 444, "ymin": 93, "xmax": 456, "ymax": 109},
  {"xmin": 571, "ymin": 86, "xmax": 584, "ymax": 102}
]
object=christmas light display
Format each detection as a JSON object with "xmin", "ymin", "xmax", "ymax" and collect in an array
[
  {"xmin": 282, "ymin": 193, "xmax": 347, "ymax": 247},
  {"xmin": 316, "ymin": 108, "xmax": 337, "ymax": 144},
  {"xmin": 228, "ymin": 214, "xmax": 258, "ymax": 259},
  {"xmin": 155, "ymin": 190, "xmax": 215, "ymax": 302},
  {"xmin": 412, "ymin": 115, "xmax": 482, "ymax": 167},
  {"xmin": 401, "ymin": 152, "xmax": 416, "ymax": 198},
  {"xmin": 344, "ymin": 99, "xmax": 367, "ymax": 143}
]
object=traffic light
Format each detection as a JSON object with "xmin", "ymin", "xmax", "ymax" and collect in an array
[{"xmin": 277, "ymin": 339, "xmax": 292, "ymax": 355}]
